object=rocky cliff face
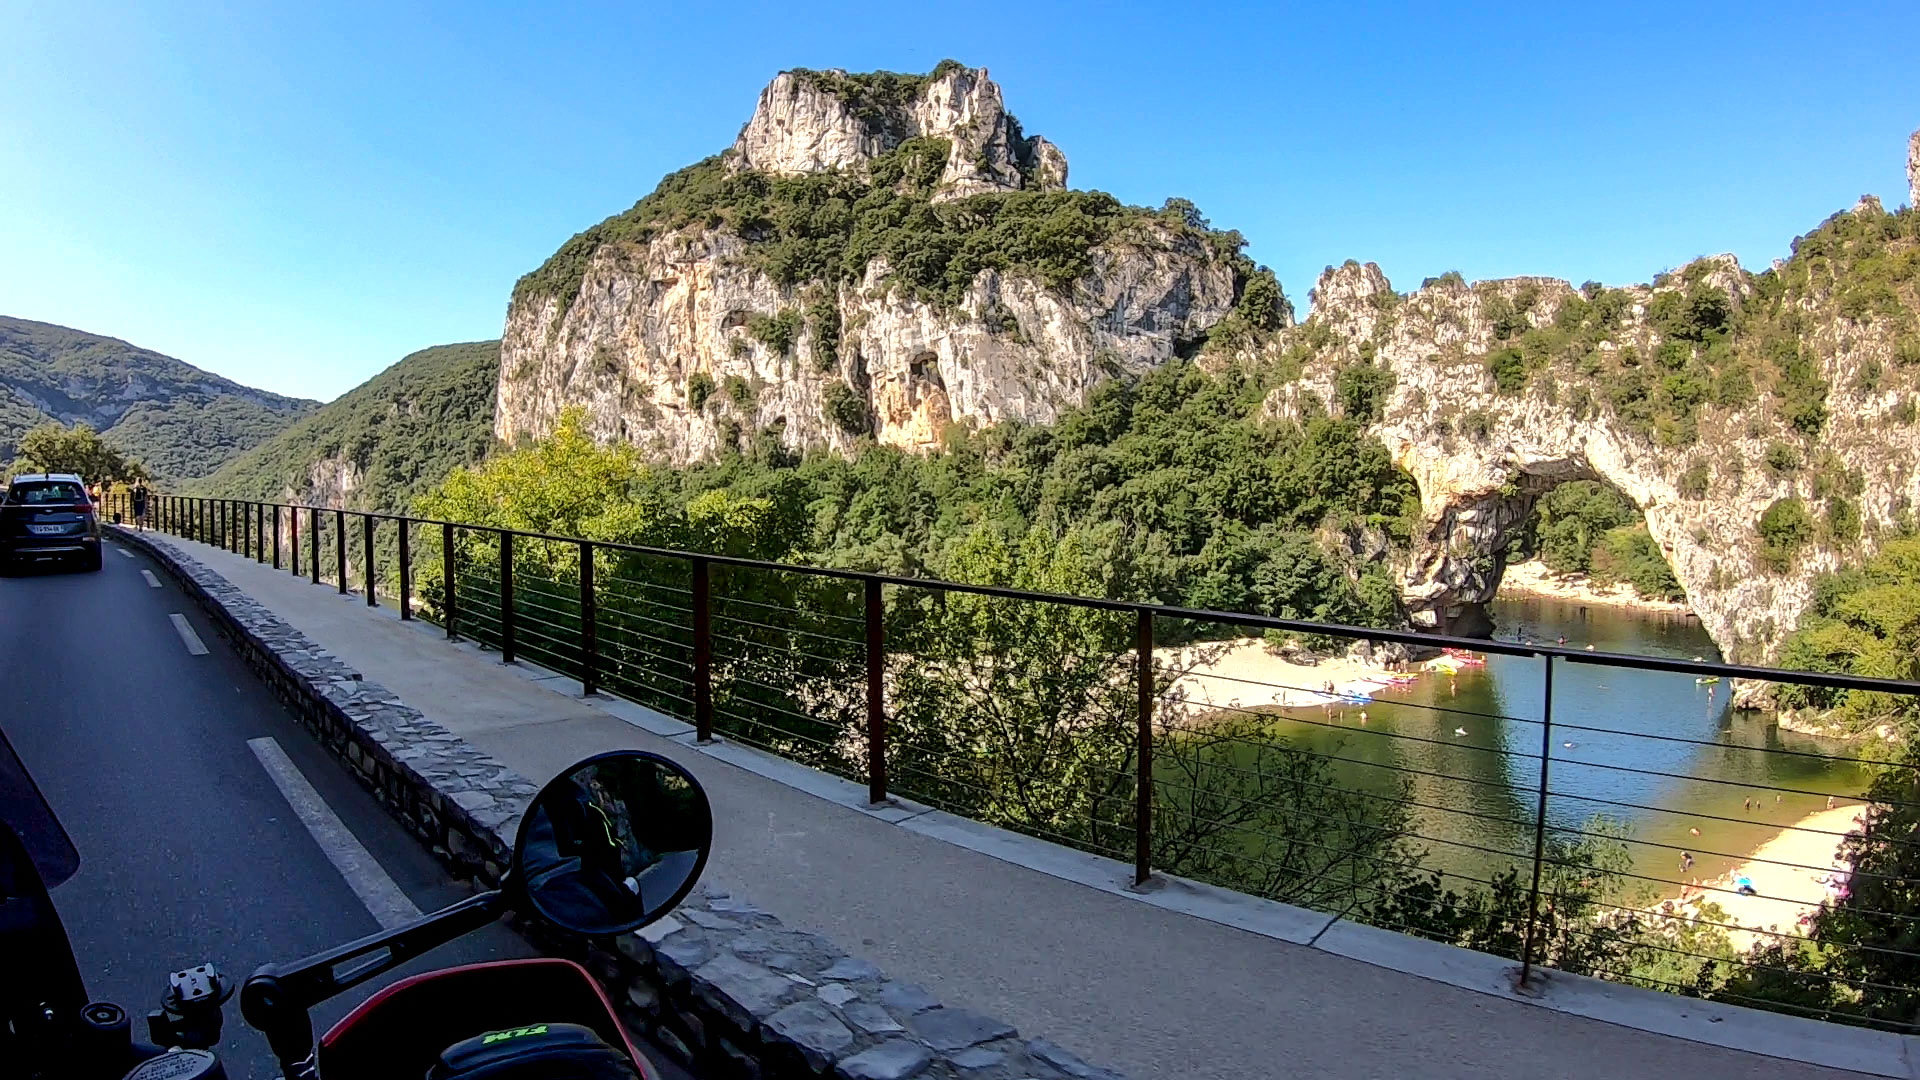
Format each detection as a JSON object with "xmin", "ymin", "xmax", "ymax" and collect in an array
[
  {"xmin": 499, "ymin": 224, "xmax": 1238, "ymax": 461},
  {"xmin": 1909, "ymin": 127, "xmax": 1919, "ymax": 208},
  {"xmin": 729, "ymin": 64, "xmax": 1068, "ymax": 200},
  {"xmin": 1259, "ymin": 198, "xmax": 1920, "ymax": 667},
  {"xmin": 498, "ymin": 64, "xmax": 1249, "ymax": 463}
]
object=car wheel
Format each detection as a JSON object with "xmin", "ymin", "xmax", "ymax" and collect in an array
[{"xmin": 82, "ymin": 546, "xmax": 103, "ymax": 572}]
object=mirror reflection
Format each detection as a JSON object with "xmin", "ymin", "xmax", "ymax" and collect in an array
[{"xmin": 516, "ymin": 752, "xmax": 711, "ymax": 935}]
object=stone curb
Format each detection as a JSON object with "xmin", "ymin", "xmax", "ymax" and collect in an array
[{"xmin": 113, "ymin": 527, "xmax": 1124, "ymax": 1080}]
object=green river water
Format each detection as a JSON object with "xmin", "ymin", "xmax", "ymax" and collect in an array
[{"xmin": 1256, "ymin": 595, "xmax": 1869, "ymax": 893}]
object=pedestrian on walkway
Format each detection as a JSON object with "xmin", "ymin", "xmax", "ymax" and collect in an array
[{"xmin": 131, "ymin": 482, "xmax": 149, "ymax": 531}]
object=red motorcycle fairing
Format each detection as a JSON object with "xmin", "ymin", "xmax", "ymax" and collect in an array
[{"xmin": 317, "ymin": 957, "xmax": 651, "ymax": 1080}]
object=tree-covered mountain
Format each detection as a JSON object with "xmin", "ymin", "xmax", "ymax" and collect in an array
[
  {"xmin": 0, "ymin": 316, "xmax": 317, "ymax": 480},
  {"xmin": 191, "ymin": 340, "xmax": 499, "ymax": 513}
]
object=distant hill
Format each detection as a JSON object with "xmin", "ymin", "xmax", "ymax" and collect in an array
[
  {"xmin": 192, "ymin": 340, "xmax": 500, "ymax": 514},
  {"xmin": 0, "ymin": 316, "xmax": 317, "ymax": 480}
]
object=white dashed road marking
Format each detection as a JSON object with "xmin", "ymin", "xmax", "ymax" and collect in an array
[
  {"xmin": 141, "ymin": 569, "xmax": 161, "ymax": 588},
  {"xmin": 248, "ymin": 737, "xmax": 420, "ymax": 929},
  {"xmin": 168, "ymin": 613, "xmax": 209, "ymax": 655},
  {"xmin": 115, "ymin": 547, "xmax": 134, "ymax": 558}
]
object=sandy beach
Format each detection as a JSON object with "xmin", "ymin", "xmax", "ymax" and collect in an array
[
  {"xmin": 1667, "ymin": 804, "xmax": 1862, "ymax": 949},
  {"xmin": 1156, "ymin": 637, "xmax": 1401, "ymax": 714},
  {"xmin": 1499, "ymin": 558, "xmax": 1692, "ymax": 615}
]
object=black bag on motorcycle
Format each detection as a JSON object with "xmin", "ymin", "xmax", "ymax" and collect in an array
[{"xmin": 427, "ymin": 1021, "xmax": 640, "ymax": 1080}]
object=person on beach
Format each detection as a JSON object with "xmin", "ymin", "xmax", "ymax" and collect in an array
[
  {"xmin": 1680, "ymin": 851, "xmax": 1694, "ymax": 873},
  {"xmin": 1828, "ymin": 796, "xmax": 1836, "ymax": 810},
  {"xmin": 1744, "ymin": 797, "xmax": 1752, "ymax": 813}
]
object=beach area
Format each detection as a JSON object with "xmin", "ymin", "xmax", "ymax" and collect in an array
[
  {"xmin": 1154, "ymin": 637, "xmax": 1404, "ymax": 713},
  {"xmin": 1664, "ymin": 803, "xmax": 1863, "ymax": 949},
  {"xmin": 1499, "ymin": 558, "xmax": 1693, "ymax": 615}
]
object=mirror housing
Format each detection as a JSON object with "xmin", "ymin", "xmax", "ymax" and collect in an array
[{"xmin": 511, "ymin": 750, "xmax": 712, "ymax": 936}]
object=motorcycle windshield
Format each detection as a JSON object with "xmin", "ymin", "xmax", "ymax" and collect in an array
[{"xmin": 0, "ymin": 724, "xmax": 78, "ymax": 889}]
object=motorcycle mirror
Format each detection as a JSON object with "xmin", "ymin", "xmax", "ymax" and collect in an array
[{"xmin": 511, "ymin": 750, "xmax": 712, "ymax": 936}]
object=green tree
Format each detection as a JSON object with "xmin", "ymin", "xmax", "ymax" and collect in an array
[
  {"xmin": 7, "ymin": 422, "xmax": 149, "ymax": 483},
  {"xmin": 1758, "ymin": 498, "xmax": 1814, "ymax": 572},
  {"xmin": 887, "ymin": 523, "xmax": 1415, "ymax": 908}
]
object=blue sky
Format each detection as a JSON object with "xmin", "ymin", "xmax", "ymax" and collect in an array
[{"xmin": 3, "ymin": 1, "xmax": 1915, "ymax": 402}]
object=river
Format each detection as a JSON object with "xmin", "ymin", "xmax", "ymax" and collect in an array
[{"xmin": 1257, "ymin": 595, "xmax": 1869, "ymax": 896}]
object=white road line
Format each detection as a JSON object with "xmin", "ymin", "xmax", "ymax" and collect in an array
[
  {"xmin": 168, "ymin": 613, "xmax": 209, "ymax": 656},
  {"xmin": 141, "ymin": 569, "xmax": 161, "ymax": 588},
  {"xmin": 115, "ymin": 547, "xmax": 134, "ymax": 558},
  {"xmin": 247, "ymin": 737, "xmax": 420, "ymax": 930}
]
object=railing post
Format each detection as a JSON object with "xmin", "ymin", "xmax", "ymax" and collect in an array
[
  {"xmin": 1520, "ymin": 654, "xmax": 1556, "ymax": 988},
  {"xmin": 693, "ymin": 557, "xmax": 712, "ymax": 743},
  {"xmin": 290, "ymin": 505, "xmax": 299, "ymax": 576},
  {"xmin": 579, "ymin": 541, "xmax": 596, "ymax": 696},
  {"xmin": 397, "ymin": 519, "xmax": 411, "ymax": 620},
  {"xmin": 363, "ymin": 513, "xmax": 376, "ymax": 606},
  {"xmin": 442, "ymin": 522, "xmax": 457, "ymax": 641},
  {"xmin": 272, "ymin": 505, "xmax": 281, "ymax": 569},
  {"xmin": 310, "ymin": 506, "xmax": 320, "ymax": 585},
  {"xmin": 257, "ymin": 503, "xmax": 266, "ymax": 562},
  {"xmin": 498, "ymin": 531, "xmax": 515, "ymax": 663},
  {"xmin": 1135, "ymin": 609, "xmax": 1154, "ymax": 887},
  {"xmin": 334, "ymin": 509, "xmax": 347, "ymax": 595},
  {"xmin": 866, "ymin": 577, "xmax": 887, "ymax": 805}
]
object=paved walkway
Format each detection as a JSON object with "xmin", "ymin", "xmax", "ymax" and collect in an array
[{"xmin": 135, "ymin": 531, "xmax": 1911, "ymax": 1080}]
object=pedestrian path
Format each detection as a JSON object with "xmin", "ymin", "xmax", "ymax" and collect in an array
[{"xmin": 128, "ymin": 529, "xmax": 1911, "ymax": 1080}]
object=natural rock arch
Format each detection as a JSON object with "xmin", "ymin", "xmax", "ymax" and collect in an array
[{"xmin": 1264, "ymin": 255, "xmax": 1920, "ymax": 666}]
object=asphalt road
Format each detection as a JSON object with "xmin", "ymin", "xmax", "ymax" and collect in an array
[{"xmin": 0, "ymin": 540, "xmax": 679, "ymax": 1079}]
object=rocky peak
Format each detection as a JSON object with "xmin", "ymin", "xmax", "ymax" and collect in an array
[
  {"xmin": 1909, "ymin": 127, "xmax": 1919, "ymax": 208},
  {"xmin": 726, "ymin": 62, "xmax": 1067, "ymax": 201},
  {"xmin": 1306, "ymin": 260, "xmax": 1395, "ymax": 340}
]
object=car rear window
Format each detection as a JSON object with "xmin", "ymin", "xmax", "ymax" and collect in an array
[{"xmin": 6, "ymin": 482, "xmax": 88, "ymax": 505}]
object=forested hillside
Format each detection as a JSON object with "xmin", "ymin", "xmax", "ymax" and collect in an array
[
  {"xmin": 0, "ymin": 316, "xmax": 315, "ymax": 479},
  {"xmin": 192, "ymin": 341, "xmax": 499, "ymax": 513}
]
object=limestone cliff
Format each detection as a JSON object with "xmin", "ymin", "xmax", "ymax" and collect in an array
[
  {"xmin": 499, "ymin": 63, "xmax": 1258, "ymax": 463},
  {"xmin": 1909, "ymin": 127, "xmax": 1920, "ymax": 209},
  {"xmin": 729, "ymin": 63, "xmax": 1068, "ymax": 200},
  {"xmin": 1257, "ymin": 195, "xmax": 1920, "ymax": 667}
]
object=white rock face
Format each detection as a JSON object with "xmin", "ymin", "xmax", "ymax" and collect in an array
[
  {"xmin": 496, "ymin": 225, "xmax": 1238, "ymax": 461},
  {"xmin": 1267, "ymin": 247, "xmax": 1920, "ymax": 666},
  {"xmin": 1909, "ymin": 127, "xmax": 1920, "ymax": 208},
  {"xmin": 727, "ymin": 72, "xmax": 889, "ymax": 176},
  {"xmin": 500, "ymin": 63, "xmax": 1227, "ymax": 465},
  {"xmin": 726, "ymin": 64, "xmax": 1066, "ymax": 198}
]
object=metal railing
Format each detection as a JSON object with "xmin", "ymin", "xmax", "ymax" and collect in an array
[{"xmin": 115, "ymin": 492, "xmax": 1920, "ymax": 1030}]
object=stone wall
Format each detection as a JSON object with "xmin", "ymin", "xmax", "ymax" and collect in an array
[{"xmin": 115, "ymin": 525, "xmax": 1125, "ymax": 1080}]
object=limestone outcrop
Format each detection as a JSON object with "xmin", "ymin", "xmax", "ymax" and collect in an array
[
  {"xmin": 726, "ymin": 63, "xmax": 1068, "ymax": 200},
  {"xmin": 498, "ymin": 226, "xmax": 1239, "ymax": 461},
  {"xmin": 1262, "ymin": 226, "xmax": 1920, "ymax": 667},
  {"xmin": 1909, "ymin": 127, "xmax": 1920, "ymax": 208},
  {"xmin": 498, "ymin": 63, "xmax": 1245, "ymax": 463}
]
